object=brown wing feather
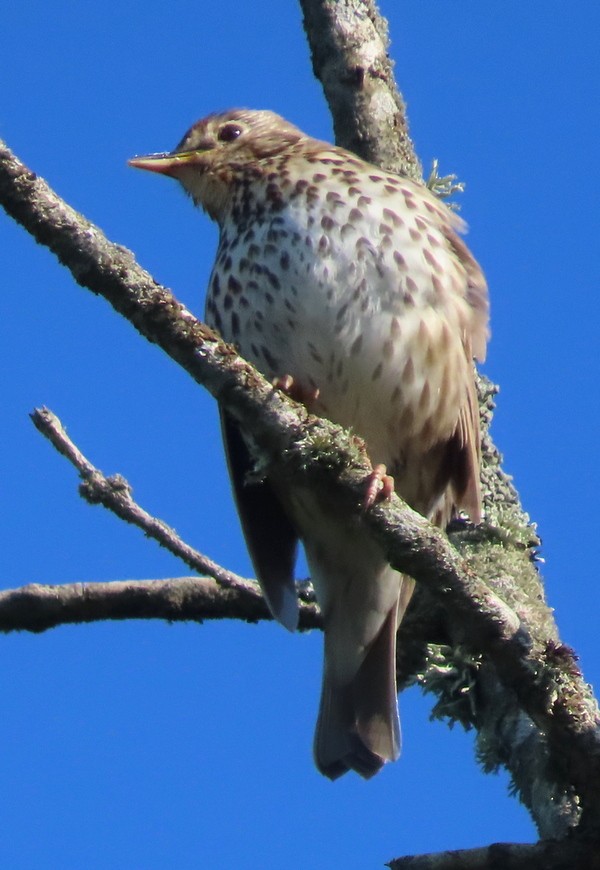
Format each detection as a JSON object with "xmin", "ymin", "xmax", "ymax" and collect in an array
[
  {"xmin": 441, "ymin": 218, "xmax": 490, "ymax": 363},
  {"xmin": 440, "ymin": 371, "xmax": 483, "ymax": 524},
  {"xmin": 221, "ymin": 412, "xmax": 299, "ymax": 630},
  {"xmin": 436, "ymin": 211, "xmax": 490, "ymax": 524}
]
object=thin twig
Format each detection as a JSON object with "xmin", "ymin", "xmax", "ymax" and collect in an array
[{"xmin": 31, "ymin": 406, "xmax": 249, "ymax": 590}]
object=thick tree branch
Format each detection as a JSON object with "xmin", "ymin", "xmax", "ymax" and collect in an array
[
  {"xmin": 1, "ymin": 137, "xmax": 600, "ymax": 838},
  {"xmin": 388, "ymin": 839, "xmax": 600, "ymax": 870},
  {"xmin": 298, "ymin": 0, "xmax": 597, "ymax": 842},
  {"xmin": 300, "ymin": 0, "xmax": 421, "ymax": 179}
]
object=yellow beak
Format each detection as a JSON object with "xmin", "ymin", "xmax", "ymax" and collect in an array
[{"xmin": 128, "ymin": 150, "xmax": 201, "ymax": 176}]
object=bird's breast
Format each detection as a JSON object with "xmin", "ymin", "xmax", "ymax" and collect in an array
[{"xmin": 205, "ymin": 191, "xmax": 473, "ymax": 472}]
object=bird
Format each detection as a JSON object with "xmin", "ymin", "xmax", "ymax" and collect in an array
[{"xmin": 129, "ymin": 109, "xmax": 489, "ymax": 779}]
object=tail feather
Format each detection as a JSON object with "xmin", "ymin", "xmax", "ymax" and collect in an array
[{"xmin": 314, "ymin": 604, "xmax": 401, "ymax": 780}]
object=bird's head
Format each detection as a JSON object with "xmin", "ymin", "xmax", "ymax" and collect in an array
[{"xmin": 129, "ymin": 109, "xmax": 305, "ymax": 221}]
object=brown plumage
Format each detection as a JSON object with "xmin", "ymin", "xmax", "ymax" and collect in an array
[{"xmin": 129, "ymin": 109, "xmax": 489, "ymax": 779}]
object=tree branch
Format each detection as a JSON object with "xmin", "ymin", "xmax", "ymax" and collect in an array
[
  {"xmin": 30, "ymin": 406, "xmax": 252, "ymax": 591},
  {"xmin": 300, "ymin": 0, "xmax": 421, "ymax": 179},
  {"xmin": 298, "ymin": 0, "xmax": 599, "ymax": 841},
  {"xmin": 0, "ymin": 577, "xmax": 321, "ymax": 634},
  {"xmin": 388, "ymin": 839, "xmax": 600, "ymax": 870}
]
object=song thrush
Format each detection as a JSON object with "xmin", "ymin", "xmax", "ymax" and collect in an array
[{"xmin": 129, "ymin": 109, "xmax": 489, "ymax": 779}]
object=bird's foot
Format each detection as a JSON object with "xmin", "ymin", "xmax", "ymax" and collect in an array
[
  {"xmin": 273, "ymin": 374, "xmax": 320, "ymax": 406},
  {"xmin": 363, "ymin": 464, "xmax": 395, "ymax": 509}
]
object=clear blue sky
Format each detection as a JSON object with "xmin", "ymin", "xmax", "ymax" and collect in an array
[{"xmin": 1, "ymin": 2, "xmax": 599, "ymax": 867}]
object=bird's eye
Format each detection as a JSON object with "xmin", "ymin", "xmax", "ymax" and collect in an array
[{"xmin": 218, "ymin": 124, "xmax": 243, "ymax": 143}]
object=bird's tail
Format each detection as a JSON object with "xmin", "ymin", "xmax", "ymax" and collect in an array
[{"xmin": 314, "ymin": 603, "xmax": 402, "ymax": 780}]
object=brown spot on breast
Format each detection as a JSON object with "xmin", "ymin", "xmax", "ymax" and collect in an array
[
  {"xmin": 402, "ymin": 357, "xmax": 415, "ymax": 384},
  {"xmin": 424, "ymin": 249, "xmax": 443, "ymax": 273},
  {"xmin": 394, "ymin": 251, "xmax": 407, "ymax": 270},
  {"xmin": 390, "ymin": 316, "xmax": 401, "ymax": 338},
  {"xmin": 349, "ymin": 207, "xmax": 363, "ymax": 222},
  {"xmin": 383, "ymin": 339, "xmax": 395, "ymax": 360},
  {"xmin": 336, "ymin": 302, "xmax": 349, "ymax": 321},
  {"xmin": 415, "ymin": 217, "xmax": 428, "ymax": 231},
  {"xmin": 372, "ymin": 362, "xmax": 383, "ymax": 381},
  {"xmin": 406, "ymin": 276, "xmax": 418, "ymax": 294},
  {"xmin": 409, "ymin": 228, "xmax": 422, "ymax": 242},
  {"xmin": 369, "ymin": 174, "xmax": 383, "ymax": 183},
  {"xmin": 350, "ymin": 334, "xmax": 363, "ymax": 355},
  {"xmin": 308, "ymin": 343, "xmax": 324, "ymax": 364},
  {"xmin": 265, "ymin": 270, "xmax": 280, "ymax": 290},
  {"xmin": 230, "ymin": 311, "xmax": 240, "ymax": 338},
  {"xmin": 261, "ymin": 346, "xmax": 278, "ymax": 371},
  {"xmin": 341, "ymin": 223, "xmax": 354, "ymax": 240},
  {"xmin": 212, "ymin": 310, "xmax": 223, "ymax": 333},
  {"xmin": 228, "ymin": 275, "xmax": 242, "ymax": 294},
  {"xmin": 280, "ymin": 251, "xmax": 290, "ymax": 270},
  {"xmin": 211, "ymin": 274, "xmax": 221, "ymax": 297},
  {"xmin": 383, "ymin": 208, "xmax": 404, "ymax": 227},
  {"xmin": 223, "ymin": 293, "xmax": 233, "ymax": 310},
  {"xmin": 313, "ymin": 173, "xmax": 327, "ymax": 183},
  {"xmin": 431, "ymin": 274, "xmax": 443, "ymax": 296},
  {"xmin": 427, "ymin": 233, "xmax": 441, "ymax": 248},
  {"xmin": 348, "ymin": 186, "xmax": 361, "ymax": 197},
  {"xmin": 318, "ymin": 235, "xmax": 331, "ymax": 254},
  {"xmin": 321, "ymin": 215, "xmax": 335, "ymax": 230},
  {"xmin": 358, "ymin": 195, "xmax": 371, "ymax": 207}
]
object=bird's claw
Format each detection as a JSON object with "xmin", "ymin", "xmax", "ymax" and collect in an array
[
  {"xmin": 363, "ymin": 464, "xmax": 395, "ymax": 509},
  {"xmin": 273, "ymin": 374, "xmax": 320, "ymax": 406}
]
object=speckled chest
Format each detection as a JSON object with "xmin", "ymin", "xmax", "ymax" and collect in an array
[{"xmin": 204, "ymin": 155, "xmax": 472, "ymax": 459}]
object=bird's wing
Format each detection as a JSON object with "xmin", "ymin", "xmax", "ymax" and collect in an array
[
  {"xmin": 220, "ymin": 411, "xmax": 300, "ymax": 630},
  {"xmin": 440, "ymin": 212, "xmax": 490, "ymax": 524},
  {"xmin": 441, "ymin": 215, "xmax": 490, "ymax": 364}
]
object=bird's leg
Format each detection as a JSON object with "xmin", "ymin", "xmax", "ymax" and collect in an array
[
  {"xmin": 363, "ymin": 464, "xmax": 395, "ymax": 509},
  {"xmin": 275, "ymin": 375, "xmax": 392, "ymax": 507},
  {"xmin": 273, "ymin": 374, "xmax": 320, "ymax": 407}
]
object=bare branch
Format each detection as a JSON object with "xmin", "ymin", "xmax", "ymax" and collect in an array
[
  {"xmin": 300, "ymin": 0, "xmax": 421, "ymax": 178},
  {"xmin": 0, "ymin": 577, "xmax": 321, "ymax": 635},
  {"xmin": 30, "ymin": 406, "xmax": 248, "ymax": 590},
  {"xmin": 296, "ymin": 5, "xmax": 582, "ymax": 835},
  {"xmin": 388, "ymin": 839, "xmax": 600, "ymax": 870}
]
